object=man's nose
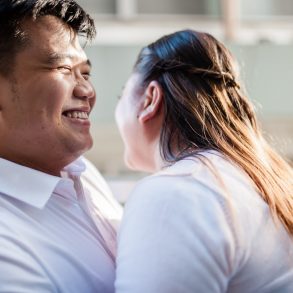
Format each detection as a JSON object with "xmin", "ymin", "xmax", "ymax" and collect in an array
[{"xmin": 73, "ymin": 79, "xmax": 95, "ymax": 100}]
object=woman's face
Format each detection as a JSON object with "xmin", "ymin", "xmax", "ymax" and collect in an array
[
  {"xmin": 115, "ymin": 73, "xmax": 146, "ymax": 171},
  {"xmin": 116, "ymin": 72, "xmax": 163, "ymax": 172}
]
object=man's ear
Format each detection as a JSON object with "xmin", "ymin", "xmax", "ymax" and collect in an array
[{"xmin": 138, "ymin": 80, "xmax": 163, "ymax": 123}]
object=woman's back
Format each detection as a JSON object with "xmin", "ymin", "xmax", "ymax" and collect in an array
[
  {"xmin": 116, "ymin": 151, "xmax": 293, "ymax": 292},
  {"xmin": 115, "ymin": 29, "xmax": 293, "ymax": 292}
]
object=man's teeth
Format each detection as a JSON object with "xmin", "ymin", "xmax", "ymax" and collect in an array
[{"xmin": 65, "ymin": 111, "xmax": 89, "ymax": 119}]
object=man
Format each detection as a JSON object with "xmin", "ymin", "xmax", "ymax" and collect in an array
[{"xmin": 0, "ymin": 0, "xmax": 122, "ymax": 292}]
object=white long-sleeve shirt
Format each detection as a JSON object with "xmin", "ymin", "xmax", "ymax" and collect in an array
[
  {"xmin": 115, "ymin": 151, "xmax": 293, "ymax": 292},
  {"xmin": 0, "ymin": 156, "xmax": 122, "ymax": 293}
]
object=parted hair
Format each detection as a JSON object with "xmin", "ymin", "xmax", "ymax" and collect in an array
[
  {"xmin": 134, "ymin": 29, "xmax": 293, "ymax": 235},
  {"xmin": 0, "ymin": 0, "xmax": 95, "ymax": 76}
]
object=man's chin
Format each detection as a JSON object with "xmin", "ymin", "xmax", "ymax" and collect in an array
[
  {"xmin": 66, "ymin": 136, "xmax": 93, "ymax": 157},
  {"xmin": 77, "ymin": 140, "xmax": 93, "ymax": 155},
  {"xmin": 85, "ymin": 136, "xmax": 94, "ymax": 150}
]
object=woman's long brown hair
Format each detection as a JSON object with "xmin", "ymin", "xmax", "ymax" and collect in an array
[{"xmin": 134, "ymin": 29, "xmax": 293, "ymax": 234}]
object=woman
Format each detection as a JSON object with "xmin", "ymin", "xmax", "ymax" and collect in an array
[{"xmin": 114, "ymin": 30, "xmax": 293, "ymax": 292}]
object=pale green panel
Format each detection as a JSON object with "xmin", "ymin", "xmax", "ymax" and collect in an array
[
  {"xmin": 205, "ymin": 0, "xmax": 221, "ymax": 17},
  {"xmin": 229, "ymin": 44, "xmax": 293, "ymax": 117},
  {"xmin": 85, "ymin": 45, "xmax": 141, "ymax": 123}
]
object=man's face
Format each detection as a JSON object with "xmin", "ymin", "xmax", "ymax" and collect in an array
[{"xmin": 0, "ymin": 16, "xmax": 96, "ymax": 175}]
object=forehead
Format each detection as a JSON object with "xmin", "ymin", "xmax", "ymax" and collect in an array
[{"xmin": 20, "ymin": 15, "xmax": 87, "ymax": 63}]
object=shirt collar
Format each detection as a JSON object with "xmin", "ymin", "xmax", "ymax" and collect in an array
[
  {"xmin": 62, "ymin": 156, "xmax": 86, "ymax": 177},
  {"xmin": 0, "ymin": 157, "xmax": 86, "ymax": 209}
]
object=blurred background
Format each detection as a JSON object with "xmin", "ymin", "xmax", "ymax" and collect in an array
[{"xmin": 77, "ymin": 0, "xmax": 293, "ymax": 203}]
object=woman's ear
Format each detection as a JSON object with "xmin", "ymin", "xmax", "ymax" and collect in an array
[{"xmin": 138, "ymin": 80, "xmax": 163, "ymax": 123}]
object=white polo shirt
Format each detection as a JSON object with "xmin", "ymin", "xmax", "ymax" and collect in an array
[{"xmin": 0, "ymin": 156, "xmax": 122, "ymax": 293}]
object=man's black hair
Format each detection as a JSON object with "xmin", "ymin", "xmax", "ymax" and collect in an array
[{"xmin": 0, "ymin": 0, "xmax": 96, "ymax": 75}]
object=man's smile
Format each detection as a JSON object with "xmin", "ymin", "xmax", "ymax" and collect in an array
[{"xmin": 63, "ymin": 110, "xmax": 89, "ymax": 120}]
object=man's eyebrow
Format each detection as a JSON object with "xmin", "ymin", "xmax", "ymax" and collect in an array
[{"xmin": 45, "ymin": 53, "xmax": 92, "ymax": 67}]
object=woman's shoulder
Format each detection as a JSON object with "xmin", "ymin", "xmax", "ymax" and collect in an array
[
  {"xmin": 125, "ymin": 150, "xmax": 266, "ymax": 242},
  {"xmin": 119, "ymin": 152, "xmax": 244, "ymax": 281},
  {"xmin": 125, "ymin": 152, "xmax": 235, "ymax": 221},
  {"xmin": 130, "ymin": 150, "xmax": 257, "ymax": 205}
]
